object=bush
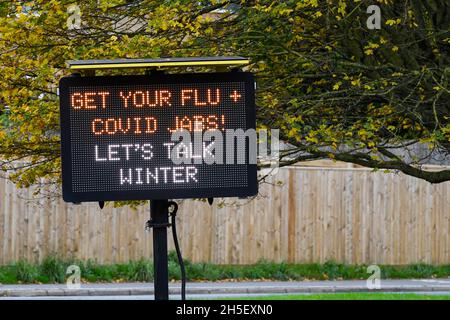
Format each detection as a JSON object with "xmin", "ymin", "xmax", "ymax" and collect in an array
[
  {"xmin": 1, "ymin": 253, "xmax": 450, "ymax": 284},
  {"xmin": 39, "ymin": 255, "xmax": 66, "ymax": 283},
  {"xmin": 128, "ymin": 259, "xmax": 153, "ymax": 282},
  {"xmin": 14, "ymin": 261, "xmax": 38, "ymax": 283}
]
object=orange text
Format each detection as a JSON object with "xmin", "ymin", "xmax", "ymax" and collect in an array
[{"xmin": 71, "ymin": 92, "xmax": 110, "ymax": 109}]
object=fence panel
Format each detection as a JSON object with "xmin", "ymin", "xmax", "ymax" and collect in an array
[{"xmin": 1, "ymin": 165, "xmax": 449, "ymax": 265}]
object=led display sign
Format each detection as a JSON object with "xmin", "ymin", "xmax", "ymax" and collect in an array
[{"xmin": 59, "ymin": 72, "xmax": 257, "ymax": 202}]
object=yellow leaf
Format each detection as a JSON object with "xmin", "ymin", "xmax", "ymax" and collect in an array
[
  {"xmin": 386, "ymin": 19, "xmax": 401, "ymax": 26},
  {"xmin": 351, "ymin": 78, "xmax": 361, "ymax": 86}
]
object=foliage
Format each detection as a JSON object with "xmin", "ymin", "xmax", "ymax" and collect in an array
[
  {"xmin": 39, "ymin": 255, "xmax": 67, "ymax": 283},
  {"xmin": 0, "ymin": 0, "xmax": 449, "ymax": 194},
  {"xmin": 13, "ymin": 260, "xmax": 39, "ymax": 283},
  {"xmin": 192, "ymin": 0, "xmax": 450, "ymax": 182},
  {"xmin": 1, "ymin": 254, "xmax": 450, "ymax": 284}
]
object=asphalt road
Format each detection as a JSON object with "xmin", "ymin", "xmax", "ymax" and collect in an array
[
  {"xmin": 1, "ymin": 279, "xmax": 450, "ymax": 299},
  {"xmin": 3, "ymin": 291, "xmax": 450, "ymax": 300}
]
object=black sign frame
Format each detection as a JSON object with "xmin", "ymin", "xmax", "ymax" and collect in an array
[{"xmin": 59, "ymin": 72, "xmax": 257, "ymax": 202}]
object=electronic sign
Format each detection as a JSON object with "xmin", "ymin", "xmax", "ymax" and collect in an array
[{"xmin": 59, "ymin": 72, "xmax": 257, "ymax": 202}]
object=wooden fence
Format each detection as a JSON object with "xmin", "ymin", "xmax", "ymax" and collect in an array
[{"xmin": 1, "ymin": 163, "xmax": 449, "ymax": 265}]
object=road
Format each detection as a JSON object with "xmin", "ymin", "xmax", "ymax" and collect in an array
[{"xmin": 1, "ymin": 279, "xmax": 450, "ymax": 300}]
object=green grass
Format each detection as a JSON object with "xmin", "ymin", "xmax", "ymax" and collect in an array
[
  {"xmin": 0, "ymin": 253, "xmax": 450, "ymax": 284},
  {"xmin": 229, "ymin": 293, "xmax": 450, "ymax": 300}
]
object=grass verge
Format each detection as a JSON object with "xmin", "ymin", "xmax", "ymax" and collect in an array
[
  {"xmin": 227, "ymin": 293, "xmax": 450, "ymax": 300},
  {"xmin": 0, "ymin": 252, "xmax": 449, "ymax": 284}
]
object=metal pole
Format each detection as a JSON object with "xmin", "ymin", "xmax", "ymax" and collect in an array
[{"xmin": 150, "ymin": 199, "xmax": 169, "ymax": 300}]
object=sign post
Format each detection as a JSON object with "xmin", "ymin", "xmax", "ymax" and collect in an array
[
  {"xmin": 59, "ymin": 57, "xmax": 257, "ymax": 300},
  {"xmin": 150, "ymin": 199, "xmax": 169, "ymax": 300}
]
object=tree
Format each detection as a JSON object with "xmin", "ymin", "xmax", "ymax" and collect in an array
[
  {"xmin": 0, "ymin": 0, "xmax": 449, "ymax": 194},
  {"xmin": 191, "ymin": 0, "xmax": 450, "ymax": 183},
  {"xmin": 0, "ymin": 0, "xmax": 202, "ymax": 190}
]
